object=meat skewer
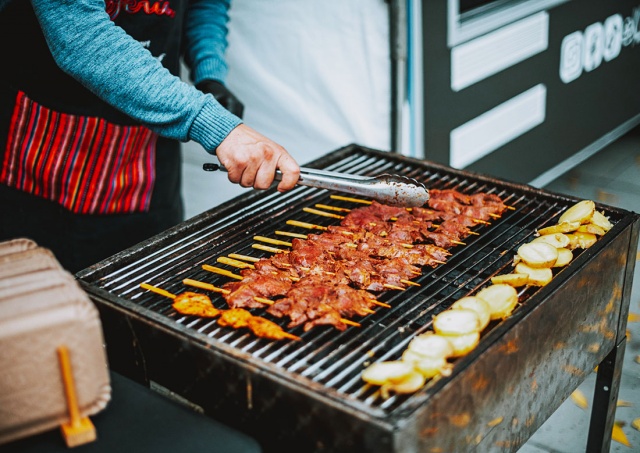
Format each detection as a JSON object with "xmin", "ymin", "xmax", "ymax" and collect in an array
[
  {"xmin": 140, "ymin": 282, "xmax": 221, "ymax": 318},
  {"xmin": 139, "ymin": 283, "xmax": 301, "ymax": 341},
  {"xmin": 182, "ymin": 278, "xmax": 362, "ymax": 328}
]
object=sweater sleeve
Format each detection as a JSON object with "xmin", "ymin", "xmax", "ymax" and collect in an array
[
  {"xmin": 183, "ymin": 0, "xmax": 231, "ymax": 85},
  {"xmin": 28, "ymin": 0, "xmax": 241, "ymax": 153}
]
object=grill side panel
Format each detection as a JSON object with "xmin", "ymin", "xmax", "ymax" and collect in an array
[{"xmin": 410, "ymin": 221, "xmax": 637, "ymax": 452}]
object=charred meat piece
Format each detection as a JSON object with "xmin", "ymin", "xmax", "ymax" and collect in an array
[
  {"xmin": 222, "ymin": 274, "xmax": 291, "ymax": 309},
  {"xmin": 217, "ymin": 307, "xmax": 254, "ymax": 328},
  {"xmin": 172, "ymin": 292, "xmax": 221, "ymax": 318}
]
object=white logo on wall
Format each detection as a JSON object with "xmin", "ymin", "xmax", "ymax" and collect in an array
[{"xmin": 559, "ymin": 7, "xmax": 639, "ymax": 83}]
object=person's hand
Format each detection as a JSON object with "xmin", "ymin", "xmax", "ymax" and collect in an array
[
  {"xmin": 215, "ymin": 124, "xmax": 300, "ymax": 192},
  {"xmin": 196, "ymin": 80, "xmax": 245, "ymax": 118}
]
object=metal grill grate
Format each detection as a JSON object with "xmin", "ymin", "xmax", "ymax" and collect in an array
[{"xmin": 78, "ymin": 145, "xmax": 626, "ymax": 415}]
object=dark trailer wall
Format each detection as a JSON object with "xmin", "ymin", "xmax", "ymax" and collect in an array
[{"xmin": 417, "ymin": 0, "xmax": 640, "ymax": 185}]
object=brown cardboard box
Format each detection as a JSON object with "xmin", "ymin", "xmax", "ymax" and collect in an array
[{"xmin": 0, "ymin": 241, "xmax": 111, "ymax": 445}]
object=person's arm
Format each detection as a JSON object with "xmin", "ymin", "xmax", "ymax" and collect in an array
[
  {"xmin": 29, "ymin": 0, "xmax": 298, "ymax": 191},
  {"xmin": 184, "ymin": 0, "xmax": 244, "ymax": 117},
  {"xmin": 30, "ymin": 0, "xmax": 238, "ymax": 150}
]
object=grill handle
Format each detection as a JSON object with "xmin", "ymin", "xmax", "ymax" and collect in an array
[{"xmin": 203, "ymin": 163, "xmax": 429, "ymax": 207}]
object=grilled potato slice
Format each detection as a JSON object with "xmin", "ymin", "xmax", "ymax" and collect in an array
[
  {"xmin": 385, "ymin": 370, "xmax": 426, "ymax": 394},
  {"xmin": 564, "ymin": 233, "xmax": 580, "ymax": 250},
  {"xmin": 559, "ymin": 200, "xmax": 595, "ymax": 224},
  {"xmin": 537, "ymin": 221, "xmax": 581, "ymax": 235},
  {"xmin": 515, "ymin": 262, "xmax": 553, "ymax": 286},
  {"xmin": 517, "ymin": 242, "xmax": 558, "ymax": 268},
  {"xmin": 490, "ymin": 273, "xmax": 529, "ymax": 287},
  {"xmin": 441, "ymin": 332, "xmax": 480, "ymax": 357},
  {"xmin": 476, "ymin": 284, "xmax": 519, "ymax": 320},
  {"xmin": 590, "ymin": 210, "xmax": 613, "ymax": 231},
  {"xmin": 553, "ymin": 248, "xmax": 573, "ymax": 267},
  {"xmin": 402, "ymin": 350, "xmax": 450, "ymax": 378},
  {"xmin": 577, "ymin": 224, "xmax": 606, "ymax": 236},
  {"xmin": 532, "ymin": 233, "xmax": 570, "ymax": 249},
  {"xmin": 451, "ymin": 296, "xmax": 491, "ymax": 330},
  {"xmin": 362, "ymin": 361, "xmax": 414, "ymax": 386},
  {"xmin": 433, "ymin": 308, "xmax": 482, "ymax": 335},
  {"xmin": 574, "ymin": 231, "xmax": 597, "ymax": 249},
  {"xmin": 407, "ymin": 332, "xmax": 454, "ymax": 359}
]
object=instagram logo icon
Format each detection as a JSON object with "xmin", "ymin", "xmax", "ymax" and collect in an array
[{"xmin": 559, "ymin": 31, "xmax": 583, "ymax": 84}]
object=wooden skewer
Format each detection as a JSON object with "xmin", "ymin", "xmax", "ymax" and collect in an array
[
  {"xmin": 401, "ymin": 280, "xmax": 421, "ymax": 287},
  {"xmin": 275, "ymin": 230, "xmax": 308, "ymax": 239},
  {"xmin": 217, "ymin": 256, "xmax": 255, "ymax": 269},
  {"xmin": 183, "ymin": 279, "xmax": 361, "ymax": 327},
  {"xmin": 229, "ymin": 253, "xmax": 260, "ymax": 263},
  {"xmin": 253, "ymin": 243, "xmax": 287, "ymax": 253},
  {"xmin": 203, "ymin": 264, "xmax": 244, "ymax": 280},
  {"xmin": 140, "ymin": 282, "xmax": 176, "ymax": 299},
  {"xmin": 488, "ymin": 213, "xmax": 501, "ymax": 219},
  {"xmin": 287, "ymin": 220, "xmax": 328, "ymax": 230},
  {"xmin": 452, "ymin": 240, "xmax": 466, "ymax": 246},
  {"xmin": 254, "ymin": 236, "xmax": 292, "ymax": 247},
  {"xmin": 303, "ymin": 207, "xmax": 345, "ymax": 219},
  {"xmin": 57, "ymin": 346, "xmax": 97, "ymax": 447},
  {"xmin": 330, "ymin": 194, "xmax": 372, "ymax": 205},
  {"xmin": 506, "ymin": 205, "xmax": 516, "ymax": 210},
  {"xmin": 315, "ymin": 204, "xmax": 352, "ymax": 213}
]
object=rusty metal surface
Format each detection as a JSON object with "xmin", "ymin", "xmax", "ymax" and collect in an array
[{"xmin": 77, "ymin": 145, "xmax": 640, "ymax": 452}]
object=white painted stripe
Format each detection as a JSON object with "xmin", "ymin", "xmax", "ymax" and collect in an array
[
  {"xmin": 450, "ymin": 84, "xmax": 547, "ymax": 169},
  {"xmin": 451, "ymin": 12, "xmax": 549, "ymax": 92}
]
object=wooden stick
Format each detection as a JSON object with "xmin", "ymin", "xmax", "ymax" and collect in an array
[
  {"xmin": 253, "ymin": 243, "xmax": 286, "ymax": 254},
  {"xmin": 452, "ymin": 240, "xmax": 466, "ymax": 246},
  {"xmin": 330, "ymin": 194, "xmax": 372, "ymax": 205},
  {"xmin": 229, "ymin": 253, "xmax": 260, "ymax": 263},
  {"xmin": 275, "ymin": 230, "xmax": 308, "ymax": 239},
  {"xmin": 303, "ymin": 207, "xmax": 345, "ymax": 219},
  {"xmin": 254, "ymin": 236, "xmax": 292, "ymax": 247},
  {"xmin": 489, "ymin": 213, "xmax": 501, "ymax": 219},
  {"xmin": 217, "ymin": 256, "xmax": 255, "ymax": 269},
  {"xmin": 286, "ymin": 220, "xmax": 328, "ymax": 230},
  {"xmin": 401, "ymin": 280, "xmax": 421, "ymax": 287},
  {"xmin": 202, "ymin": 264, "xmax": 244, "ymax": 280},
  {"xmin": 140, "ymin": 282, "xmax": 176, "ymax": 299},
  {"xmin": 315, "ymin": 204, "xmax": 352, "ymax": 213},
  {"xmin": 57, "ymin": 346, "xmax": 97, "ymax": 447}
]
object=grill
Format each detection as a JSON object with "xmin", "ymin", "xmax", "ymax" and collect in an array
[{"xmin": 77, "ymin": 145, "xmax": 639, "ymax": 452}]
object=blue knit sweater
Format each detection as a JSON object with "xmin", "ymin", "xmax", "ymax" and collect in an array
[{"xmin": 0, "ymin": 0, "xmax": 241, "ymax": 153}]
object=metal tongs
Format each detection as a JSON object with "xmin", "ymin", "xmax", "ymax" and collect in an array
[{"xmin": 203, "ymin": 163, "xmax": 430, "ymax": 207}]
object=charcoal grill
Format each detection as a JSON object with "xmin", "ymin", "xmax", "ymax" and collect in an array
[{"xmin": 77, "ymin": 144, "xmax": 639, "ymax": 453}]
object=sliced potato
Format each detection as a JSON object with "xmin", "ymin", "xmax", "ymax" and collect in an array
[
  {"xmin": 532, "ymin": 233, "xmax": 570, "ymax": 249},
  {"xmin": 517, "ymin": 242, "xmax": 559, "ymax": 268},
  {"xmin": 574, "ymin": 231, "xmax": 597, "ymax": 249},
  {"xmin": 451, "ymin": 296, "xmax": 491, "ymax": 330},
  {"xmin": 441, "ymin": 332, "xmax": 480, "ymax": 357},
  {"xmin": 362, "ymin": 360, "xmax": 413, "ymax": 386},
  {"xmin": 559, "ymin": 200, "xmax": 595, "ymax": 224},
  {"xmin": 385, "ymin": 370, "xmax": 426, "ymax": 394},
  {"xmin": 415, "ymin": 357, "xmax": 452, "ymax": 378},
  {"xmin": 537, "ymin": 221, "xmax": 581, "ymax": 236},
  {"xmin": 515, "ymin": 262, "xmax": 553, "ymax": 286},
  {"xmin": 553, "ymin": 248, "xmax": 573, "ymax": 267},
  {"xmin": 407, "ymin": 332, "xmax": 454, "ymax": 359},
  {"xmin": 433, "ymin": 309, "xmax": 482, "ymax": 335},
  {"xmin": 577, "ymin": 224, "xmax": 606, "ymax": 236},
  {"xmin": 491, "ymin": 273, "xmax": 529, "ymax": 287},
  {"xmin": 590, "ymin": 210, "xmax": 613, "ymax": 231},
  {"xmin": 476, "ymin": 284, "xmax": 519, "ymax": 320},
  {"xmin": 402, "ymin": 351, "xmax": 449, "ymax": 378},
  {"xmin": 564, "ymin": 233, "xmax": 580, "ymax": 250}
]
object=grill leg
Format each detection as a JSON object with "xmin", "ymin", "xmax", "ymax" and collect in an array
[{"xmin": 586, "ymin": 338, "xmax": 626, "ymax": 453}]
